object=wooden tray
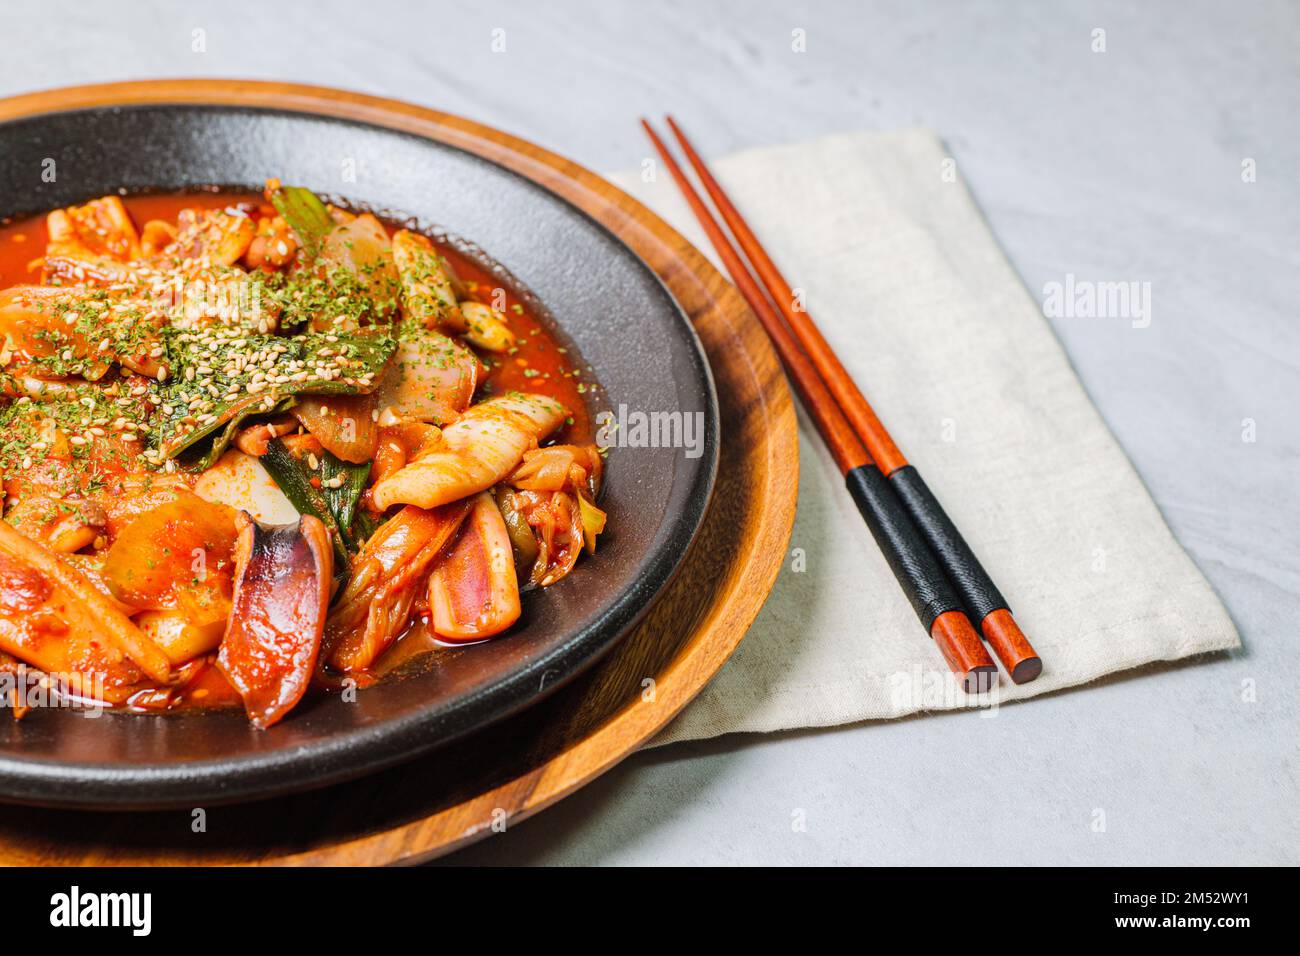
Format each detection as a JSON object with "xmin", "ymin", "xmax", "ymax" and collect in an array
[{"xmin": 0, "ymin": 81, "xmax": 798, "ymax": 865}]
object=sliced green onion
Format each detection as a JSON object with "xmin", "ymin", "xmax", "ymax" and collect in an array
[
  {"xmin": 268, "ymin": 184, "xmax": 334, "ymax": 259},
  {"xmin": 261, "ymin": 438, "xmax": 351, "ymax": 578}
]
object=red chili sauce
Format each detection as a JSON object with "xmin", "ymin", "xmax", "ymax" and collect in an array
[{"xmin": 0, "ymin": 189, "xmax": 599, "ymax": 713}]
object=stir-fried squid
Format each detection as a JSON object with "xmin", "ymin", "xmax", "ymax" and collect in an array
[
  {"xmin": 0, "ymin": 183, "xmax": 607, "ymax": 726},
  {"xmin": 218, "ymin": 514, "xmax": 332, "ymax": 727},
  {"xmin": 428, "ymin": 493, "xmax": 521, "ymax": 641},
  {"xmin": 371, "ymin": 393, "xmax": 569, "ymax": 510},
  {"xmin": 325, "ymin": 501, "xmax": 472, "ymax": 672}
]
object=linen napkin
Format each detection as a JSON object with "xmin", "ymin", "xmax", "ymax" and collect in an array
[{"xmin": 604, "ymin": 130, "xmax": 1240, "ymax": 744}]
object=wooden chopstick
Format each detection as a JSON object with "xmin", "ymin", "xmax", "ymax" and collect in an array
[
  {"xmin": 641, "ymin": 119, "xmax": 997, "ymax": 693},
  {"xmin": 663, "ymin": 116, "xmax": 1042, "ymax": 685}
]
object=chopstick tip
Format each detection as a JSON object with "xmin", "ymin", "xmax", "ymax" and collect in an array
[
  {"xmin": 640, "ymin": 118, "xmax": 669, "ymax": 154},
  {"xmin": 980, "ymin": 609, "xmax": 1042, "ymax": 684}
]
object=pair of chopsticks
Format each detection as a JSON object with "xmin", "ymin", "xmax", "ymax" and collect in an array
[{"xmin": 642, "ymin": 117, "xmax": 1041, "ymax": 691}]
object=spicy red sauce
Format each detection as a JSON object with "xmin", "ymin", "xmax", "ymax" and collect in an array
[
  {"xmin": 0, "ymin": 189, "xmax": 599, "ymax": 713},
  {"xmin": 0, "ymin": 190, "xmax": 596, "ymax": 442}
]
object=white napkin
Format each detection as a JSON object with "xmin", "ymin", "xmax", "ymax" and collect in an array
[{"xmin": 605, "ymin": 130, "xmax": 1240, "ymax": 744}]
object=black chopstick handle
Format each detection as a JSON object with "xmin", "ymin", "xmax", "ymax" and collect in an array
[
  {"xmin": 843, "ymin": 465, "xmax": 964, "ymax": 630},
  {"xmin": 887, "ymin": 465, "xmax": 1008, "ymax": 622}
]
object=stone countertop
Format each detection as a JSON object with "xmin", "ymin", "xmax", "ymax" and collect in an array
[{"xmin": 2, "ymin": 0, "xmax": 1295, "ymax": 864}]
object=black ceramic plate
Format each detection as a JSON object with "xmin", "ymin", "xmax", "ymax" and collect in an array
[{"xmin": 0, "ymin": 104, "xmax": 718, "ymax": 809}]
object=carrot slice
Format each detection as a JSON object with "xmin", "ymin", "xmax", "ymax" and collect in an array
[{"xmin": 103, "ymin": 496, "xmax": 237, "ymax": 624}]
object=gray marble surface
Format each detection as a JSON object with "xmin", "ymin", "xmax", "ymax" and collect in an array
[{"xmin": 2, "ymin": 0, "xmax": 1295, "ymax": 865}]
